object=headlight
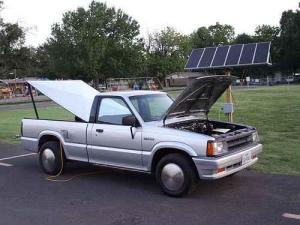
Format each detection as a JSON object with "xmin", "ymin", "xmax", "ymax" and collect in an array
[
  {"xmin": 252, "ymin": 132, "xmax": 259, "ymax": 143},
  {"xmin": 207, "ymin": 141, "xmax": 228, "ymax": 156}
]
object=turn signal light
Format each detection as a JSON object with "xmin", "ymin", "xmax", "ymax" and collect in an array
[{"xmin": 207, "ymin": 142, "xmax": 214, "ymax": 156}]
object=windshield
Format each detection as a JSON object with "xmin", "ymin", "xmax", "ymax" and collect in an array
[{"xmin": 130, "ymin": 94, "xmax": 173, "ymax": 122}]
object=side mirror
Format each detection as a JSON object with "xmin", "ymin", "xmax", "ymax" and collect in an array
[{"xmin": 122, "ymin": 115, "xmax": 138, "ymax": 127}]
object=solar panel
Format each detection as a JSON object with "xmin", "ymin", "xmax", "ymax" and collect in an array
[
  {"xmin": 185, "ymin": 42, "xmax": 271, "ymax": 70},
  {"xmin": 211, "ymin": 45, "xmax": 229, "ymax": 67},
  {"xmin": 198, "ymin": 47, "xmax": 217, "ymax": 68},
  {"xmin": 184, "ymin": 48, "xmax": 204, "ymax": 69},
  {"xmin": 239, "ymin": 43, "xmax": 256, "ymax": 64},
  {"xmin": 225, "ymin": 44, "xmax": 243, "ymax": 66},
  {"xmin": 253, "ymin": 42, "xmax": 270, "ymax": 64}
]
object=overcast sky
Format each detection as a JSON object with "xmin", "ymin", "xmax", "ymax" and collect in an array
[{"xmin": 1, "ymin": 0, "xmax": 299, "ymax": 47}]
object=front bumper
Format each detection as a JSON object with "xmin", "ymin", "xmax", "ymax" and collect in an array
[{"xmin": 193, "ymin": 143, "xmax": 262, "ymax": 179}]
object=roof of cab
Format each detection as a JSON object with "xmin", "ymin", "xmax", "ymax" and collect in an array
[{"xmin": 97, "ymin": 90, "xmax": 166, "ymax": 97}]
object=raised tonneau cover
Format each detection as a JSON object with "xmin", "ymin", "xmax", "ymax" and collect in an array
[{"xmin": 27, "ymin": 80, "xmax": 99, "ymax": 122}]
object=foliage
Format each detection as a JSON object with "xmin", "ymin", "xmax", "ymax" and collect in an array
[
  {"xmin": 1, "ymin": 1, "xmax": 300, "ymax": 80},
  {"xmin": 0, "ymin": 21, "xmax": 26, "ymax": 77},
  {"xmin": 190, "ymin": 27, "xmax": 213, "ymax": 48},
  {"xmin": 0, "ymin": 1, "xmax": 37, "ymax": 79},
  {"xmin": 208, "ymin": 22, "xmax": 235, "ymax": 45},
  {"xmin": 279, "ymin": 10, "xmax": 300, "ymax": 73},
  {"xmin": 191, "ymin": 22, "xmax": 235, "ymax": 48},
  {"xmin": 146, "ymin": 27, "xmax": 191, "ymax": 80},
  {"xmin": 234, "ymin": 33, "xmax": 255, "ymax": 44},
  {"xmin": 254, "ymin": 25, "xmax": 280, "ymax": 42},
  {"xmin": 45, "ymin": 1, "xmax": 144, "ymax": 86}
]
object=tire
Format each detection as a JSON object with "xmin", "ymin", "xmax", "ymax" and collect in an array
[
  {"xmin": 155, "ymin": 153, "xmax": 197, "ymax": 197},
  {"xmin": 39, "ymin": 141, "xmax": 65, "ymax": 175}
]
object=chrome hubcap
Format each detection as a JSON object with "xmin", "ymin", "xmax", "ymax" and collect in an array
[
  {"xmin": 161, "ymin": 163, "xmax": 184, "ymax": 191},
  {"xmin": 41, "ymin": 148, "xmax": 56, "ymax": 172}
]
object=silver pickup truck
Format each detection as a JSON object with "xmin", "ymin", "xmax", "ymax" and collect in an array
[{"xmin": 21, "ymin": 75, "xmax": 262, "ymax": 197}]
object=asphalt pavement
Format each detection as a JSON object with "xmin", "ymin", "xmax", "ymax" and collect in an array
[{"xmin": 0, "ymin": 143, "xmax": 299, "ymax": 225}]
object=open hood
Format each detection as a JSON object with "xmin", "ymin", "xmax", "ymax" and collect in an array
[
  {"xmin": 164, "ymin": 75, "xmax": 236, "ymax": 121},
  {"xmin": 27, "ymin": 80, "xmax": 99, "ymax": 122}
]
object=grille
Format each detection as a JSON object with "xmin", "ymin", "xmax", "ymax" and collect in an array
[{"xmin": 227, "ymin": 134, "xmax": 253, "ymax": 151}]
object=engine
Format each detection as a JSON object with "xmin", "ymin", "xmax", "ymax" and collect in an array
[
  {"xmin": 167, "ymin": 120, "xmax": 214, "ymax": 135},
  {"xmin": 166, "ymin": 119, "xmax": 238, "ymax": 137}
]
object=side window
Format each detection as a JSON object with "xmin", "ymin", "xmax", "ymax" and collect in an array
[{"xmin": 98, "ymin": 98, "xmax": 132, "ymax": 125}]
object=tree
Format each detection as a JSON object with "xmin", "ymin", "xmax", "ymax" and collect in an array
[
  {"xmin": 208, "ymin": 22, "xmax": 235, "ymax": 45},
  {"xmin": 0, "ymin": 1, "xmax": 38, "ymax": 78},
  {"xmin": 0, "ymin": 20, "xmax": 27, "ymax": 78},
  {"xmin": 234, "ymin": 33, "xmax": 255, "ymax": 44},
  {"xmin": 146, "ymin": 27, "xmax": 191, "ymax": 80},
  {"xmin": 190, "ymin": 27, "xmax": 213, "ymax": 48},
  {"xmin": 254, "ymin": 25, "xmax": 280, "ymax": 42},
  {"xmin": 279, "ymin": 10, "xmax": 300, "ymax": 73},
  {"xmin": 191, "ymin": 23, "xmax": 235, "ymax": 48},
  {"xmin": 46, "ymin": 1, "xmax": 144, "ymax": 86}
]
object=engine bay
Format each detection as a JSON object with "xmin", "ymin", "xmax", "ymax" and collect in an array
[{"xmin": 166, "ymin": 119, "xmax": 244, "ymax": 137}]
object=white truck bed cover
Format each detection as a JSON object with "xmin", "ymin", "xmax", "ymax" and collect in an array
[{"xmin": 27, "ymin": 80, "xmax": 99, "ymax": 122}]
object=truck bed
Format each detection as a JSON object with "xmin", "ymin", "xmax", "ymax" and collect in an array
[{"xmin": 21, "ymin": 118, "xmax": 89, "ymax": 162}]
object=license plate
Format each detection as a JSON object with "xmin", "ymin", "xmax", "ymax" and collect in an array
[{"xmin": 242, "ymin": 151, "xmax": 252, "ymax": 165}]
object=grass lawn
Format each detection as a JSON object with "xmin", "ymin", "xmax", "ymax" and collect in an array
[
  {"xmin": 0, "ymin": 85, "xmax": 299, "ymax": 175},
  {"xmin": 213, "ymin": 85, "xmax": 300, "ymax": 175},
  {"xmin": 0, "ymin": 106, "xmax": 73, "ymax": 144},
  {"xmin": 169, "ymin": 85, "xmax": 300, "ymax": 176}
]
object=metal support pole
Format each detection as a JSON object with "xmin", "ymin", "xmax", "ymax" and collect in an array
[
  {"xmin": 225, "ymin": 70, "xmax": 233, "ymax": 122},
  {"xmin": 28, "ymin": 84, "xmax": 39, "ymax": 119}
]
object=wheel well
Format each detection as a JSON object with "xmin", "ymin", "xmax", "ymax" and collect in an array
[
  {"xmin": 38, "ymin": 135, "xmax": 60, "ymax": 151},
  {"xmin": 151, "ymin": 148, "xmax": 197, "ymax": 174}
]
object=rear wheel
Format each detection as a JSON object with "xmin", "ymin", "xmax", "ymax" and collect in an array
[
  {"xmin": 155, "ymin": 153, "xmax": 197, "ymax": 197},
  {"xmin": 39, "ymin": 141, "xmax": 65, "ymax": 175}
]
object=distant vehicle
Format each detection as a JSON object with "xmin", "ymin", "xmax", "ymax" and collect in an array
[{"xmin": 21, "ymin": 76, "xmax": 262, "ymax": 197}]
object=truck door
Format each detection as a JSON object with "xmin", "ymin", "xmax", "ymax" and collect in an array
[{"xmin": 88, "ymin": 97, "xmax": 143, "ymax": 170}]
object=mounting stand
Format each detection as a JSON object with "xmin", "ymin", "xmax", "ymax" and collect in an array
[{"xmin": 224, "ymin": 70, "xmax": 233, "ymax": 122}]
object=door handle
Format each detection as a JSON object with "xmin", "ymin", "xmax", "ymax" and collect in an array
[{"xmin": 96, "ymin": 129, "xmax": 104, "ymax": 133}]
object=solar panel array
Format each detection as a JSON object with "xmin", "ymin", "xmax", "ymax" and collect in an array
[{"xmin": 185, "ymin": 42, "xmax": 271, "ymax": 70}]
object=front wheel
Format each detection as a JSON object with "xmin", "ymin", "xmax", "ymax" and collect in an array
[
  {"xmin": 155, "ymin": 153, "xmax": 197, "ymax": 197},
  {"xmin": 39, "ymin": 141, "xmax": 65, "ymax": 175}
]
